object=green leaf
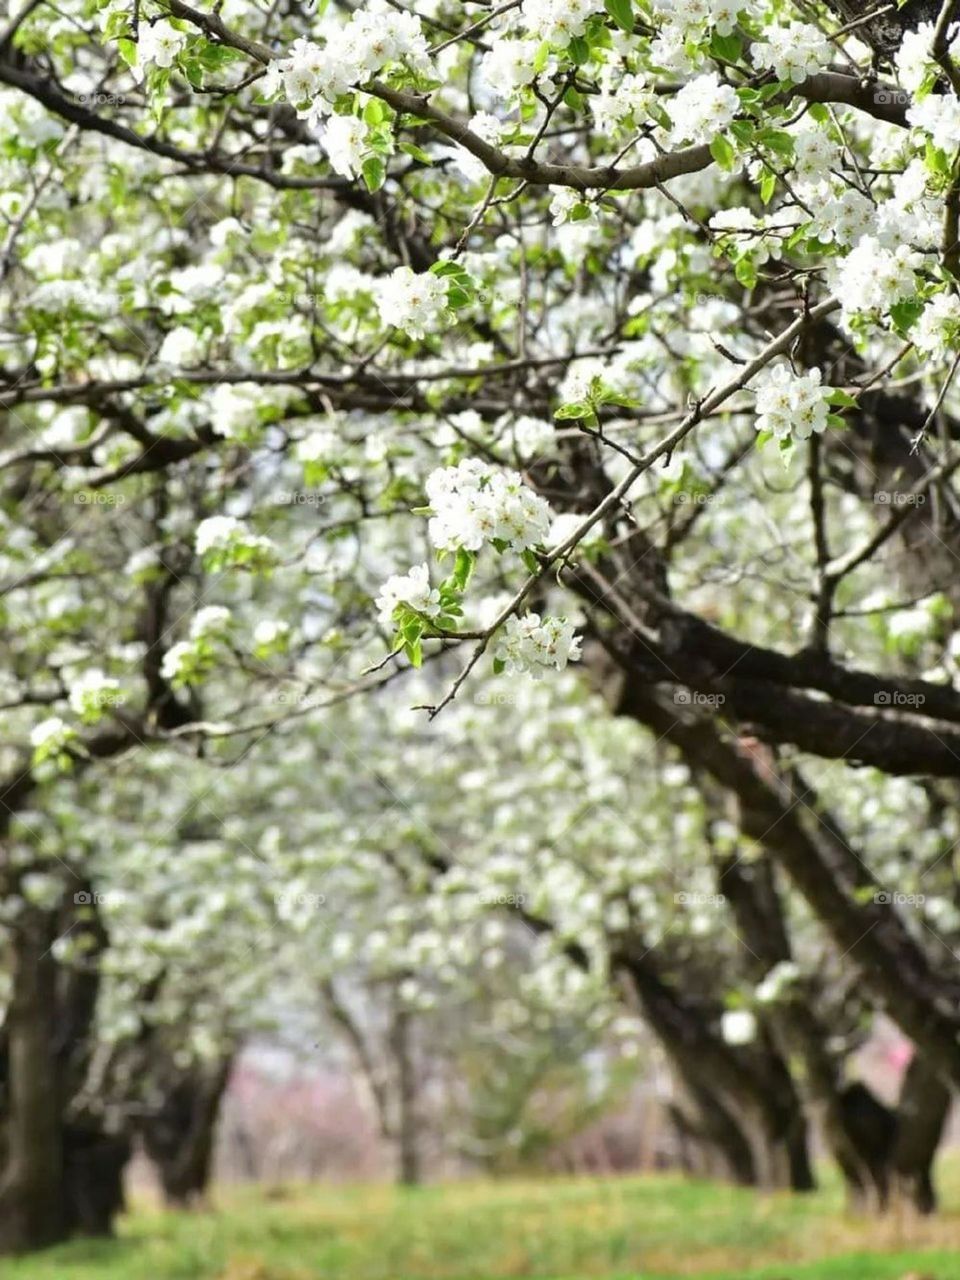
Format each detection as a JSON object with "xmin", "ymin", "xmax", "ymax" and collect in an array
[
  {"xmin": 452, "ymin": 547, "xmax": 475, "ymax": 591},
  {"xmin": 759, "ymin": 168, "xmax": 776, "ymax": 205},
  {"xmin": 604, "ymin": 0, "xmax": 634, "ymax": 32},
  {"xmin": 363, "ymin": 98, "xmax": 387, "ymax": 126},
  {"xmin": 761, "ymin": 129, "xmax": 795, "ymax": 158},
  {"xmin": 116, "ymin": 37, "xmax": 137, "ymax": 66},
  {"xmin": 709, "ymin": 31, "xmax": 741, "ymax": 62},
  {"xmin": 734, "ymin": 257, "xmax": 758, "ymax": 289},
  {"xmin": 492, "ymin": 657, "xmax": 506, "ymax": 675},
  {"xmin": 755, "ymin": 429, "xmax": 774, "ymax": 447},
  {"xmin": 710, "ymin": 134, "xmax": 736, "ymax": 171},
  {"xmin": 826, "ymin": 413, "xmax": 847, "ymax": 430},
  {"xmin": 827, "ymin": 388, "xmax": 859, "ymax": 408},
  {"xmin": 555, "ymin": 401, "xmax": 591, "ymax": 421},
  {"xmin": 568, "ymin": 35, "xmax": 590, "ymax": 64},
  {"xmin": 361, "ymin": 156, "xmax": 385, "ymax": 192},
  {"xmin": 399, "ymin": 142, "xmax": 434, "ymax": 165},
  {"xmin": 404, "ymin": 636, "xmax": 423, "ymax": 667},
  {"xmin": 889, "ymin": 297, "xmax": 924, "ymax": 335}
]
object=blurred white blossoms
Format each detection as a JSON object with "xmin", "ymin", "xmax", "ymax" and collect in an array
[
  {"xmin": 269, "ymin": 6, "xmax": 430, "ymax": 121},
  {"xmin": 376, "ymin": 562, "xmax": 442, "ymax": 625},
  {"xmin": 754, "ymin": 363, "xmax": 831, "ymax": 441},
  {"xmin": 666, "ymin": 73, "xmax": 739, "ymax": 145},
  {"xmin": 425, "ymin": 458, "xmax": 553, "ymax": 554},
  {"xmin": 29, "ymin": 716, "xmax": 74, "ymax": 757},
  {"xmin": 135, "ymin": 19, "xmax": 187, "ymax": 75},
  {"xmin": 549, "ymin": 187, "xmax": 600, "ymax": 226},
  {"xmin": 523, "ymin": 0, "xmax": 592, "ymax": 48},
  {"xmin": 720, "ymin": 1009, "xmax": 757, "ymax": 1045},
  {"xmin": 753, "ymin": 23, "xmax": 832, "ymax": 84},
  {"xmin": 494, "ymin": 612, "xmax": 582, "ymax": 676},
  {"xmin": 896, "ymin": 22, "xmax": 943, "ymax": 93},
  {"xmin": 195, "ymin": 515, "xmax": 275, "ymax": 564},
  {"xmin": 908, "ymin": 93, "xmax": 960, "ymax": 154},
  {"xmin": 479, "ymin": 39, "xmax": 540, "ymax": 93},
  {"xmin": 157, "ymin": 326, "xmax": 204, "ymax": 368},
  {"xmin": 912, "ymin": 291, "xmax": 960, "ymax": 358},
  {"xmin": 834, "ymin": 237, "xmax": 922, "ymax": 318},
  {"xmin": 189, "ymin": 605, "xmax": 232, "ymax": 639},
  {"xmin": 68, "ymin": 668, "xmax": 123, "ymax": 720},
  {"xmin": 755, "ymin": 960, "xmax": 801, "ymax": 1005},
  {"xmin": 377, "ymin": 267, "xmax": 450, "ymax": 339},
  {"xmin": 322, "ymin": 115, "xmax": 369, "ymax": 178}
]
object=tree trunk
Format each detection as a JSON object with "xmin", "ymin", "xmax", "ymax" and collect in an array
[
  {"xmin": 891, "ymin": 1054, "xmax": 951, "ymax": 1214},
  {"xmin": 0, "ymin": 911, "xmax": 64, "ymax": 1253},
  {"xmin": 390, "ymin": 998, "xmax": 421, "ymax": 1186},
  {"xmin": 143, "ymin": 1056, "xmax": 232, "ymax": 1207}
]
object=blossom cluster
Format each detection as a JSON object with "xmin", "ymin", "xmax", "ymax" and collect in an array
[
  {"xmin": 908, "ymin": 93, "xmax": 960, "ymax": 155},
  {"xmin": 267, "ymin": 3, "xmax": 429, "ymax": 122},
  {"xmin": 425, "ymin": 459, "xmax": 553, "ymax": 554},
  {"xmin": 522, "ymin": 0, "xmax": 593, "ymax": 48},
  {"xmin": 134, "ymin": 19, "xmax": 187, "ymax": 78},
  {"xmin": 68, "ymin": 668, "xmax": 124, "ymax": 722},
  {"xmin": 666, "ymin": 73, "xmax": 739, "ymax": 146},
  {"xmin": 833, "ymin": 237, "xmax": 922, "ymax": 318},
  {"xmin": 753, "ymin": 364, "xmax": 832, "ymax": 442},
  {"xmin": 376, "ymin": 562, "xmax": 441, "ymax": 626},
  {"xmin": 752, "ymin": 23, "xmax": 832, "ymax": 84},
  {"xmin": 377, "ymin": 267, "xmax": 451, "ymax": 339},
  {"xmin": 493, "ymin": 612, "xmax": 583, "ymax": 676},
  {"xmin": 195, "ymin": 515, "xmax": 276, "ymax": 567},
  {"xmin": 913, "ymin": 291, "xmax": 960, "ymax": 358},
  {"xmin": 657, "ymin": 0, "xmax": 756, "ymax": 36}
]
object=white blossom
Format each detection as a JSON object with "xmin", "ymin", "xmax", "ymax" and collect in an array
[
  {"xmin": 377, "ymin": 267, "xmax": 450, "ymax": 338},
  {"xmin": 721, "ymin": 1009, "xmax": 757, "ymax": 1045},
  {"xmin": 754, "ymin": 363, "xmax": 832, "ymax": 442},
  {"xmin": 376, "ymin": 563, "xmax": 442, "ymax": 625},
  {"xmin": 494, "ymin": 612, "xmax": 582, "ymax": 676},
  {"xmin": 666, "ymin": 73, "xmax": 739, "ymax": 146},
  {"xmin": 425, "ymin": 458, "xmax": 553, "ymax": 554},
  {"xmin": 753, "ymin": 23, "xmax": 832, "ymax": 84}
]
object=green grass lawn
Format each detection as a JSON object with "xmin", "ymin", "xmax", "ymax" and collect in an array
[{"xmin": 5, "ymin": 1168, "xmax": 960, "ymax": 1280}]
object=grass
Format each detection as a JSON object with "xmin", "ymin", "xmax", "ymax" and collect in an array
[{"xmin": 5, "ymin": 1166, "xmax": 960, "ymax": 1280}]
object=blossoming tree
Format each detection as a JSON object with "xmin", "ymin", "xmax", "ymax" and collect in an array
[{"xmin": 4, "ymin": 0, "xmax": 960, "ymax": 1251}]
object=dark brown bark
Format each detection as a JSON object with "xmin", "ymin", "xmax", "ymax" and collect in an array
[
  {"xmin": 0, "ymin": 911, "xmax": 63, "ymax": 1253},
  {"xmin": 891, "ymin": 1054, "xmax": 952, "ymax": 1214},
  {"xmin": 142, "ymin": 1056, "xmax": 232, "ymax": 1207}
]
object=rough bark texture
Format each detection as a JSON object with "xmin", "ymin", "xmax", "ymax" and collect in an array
[{"xmin": 142, "ymin": 1056, "xmax": 233, "ymax": 1207}]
